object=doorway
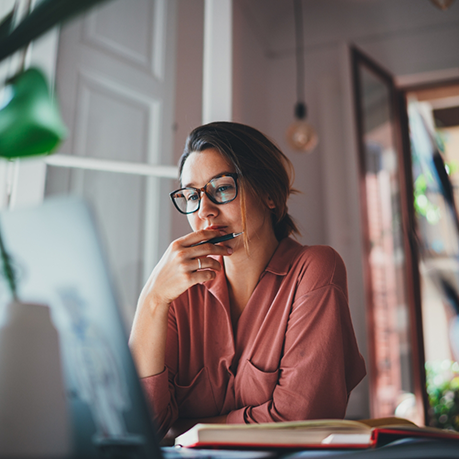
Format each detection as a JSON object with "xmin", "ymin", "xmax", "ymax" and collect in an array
[
  {"xmin": 405, "ymin": 82, "xmax": 459, "ymax": 430},
  {"xmin": 352, "ymin": 46, "xmax": 425, "ymax": 425},
  {"xmin": 353, "ymin": 44, "xmax": 459, "ymax": 428}
]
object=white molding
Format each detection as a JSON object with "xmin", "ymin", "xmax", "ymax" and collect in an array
[
  {"xmin": 82, "ymin": 0, "xmax": 165, "ymax": 79},
  {"xmin": 44, "ymin": 154, "xmax": 178, "ymax": 178},
  {"xmin": 74, "ymin": 70, "xmax": 162, "ymax": 164},
  {"xmin": 202, "ymin": 0, "xmax": 232, "ymax": 123},
  {"xmin": 152, "ymin": 0, "xmax": 166, "ymax": 81},
  {"xmin": 144, "ymin": 176, "xmax": 161, "ymax": 282},
  {"xmin": 77, "ymin": 69, "xmax": 160, "ymax": 111},
  {"xmin": 83, "ymin": 1, "xmax": 152, "ymax": 69},
  {"xmin": 147, "ymin": 99, "xmax": 163, "ymax": 165},
  {"xmin": 9, "ymin": 159, "xmax": 47, "ymax": 209}
]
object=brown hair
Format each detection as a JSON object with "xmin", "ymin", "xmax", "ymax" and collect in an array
[{"xmin": 179, "ymin": 122, "xmax": 299, "ymax": 241}]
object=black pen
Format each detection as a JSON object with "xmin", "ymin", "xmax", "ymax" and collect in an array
[{"xmin": 192, "ymin": 232, "xmax": 243, "ymax": 246}]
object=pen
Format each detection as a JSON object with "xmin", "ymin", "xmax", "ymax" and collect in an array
[{"xmin": 192, "ymin": 232, "xmax": 243, "ymax": 246}]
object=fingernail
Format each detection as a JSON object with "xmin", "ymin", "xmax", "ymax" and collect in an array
[{"xmin": 227, "ymin": 247, "xmax": 233, "ymax": 254}]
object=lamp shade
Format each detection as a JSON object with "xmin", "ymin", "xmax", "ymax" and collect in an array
[{"xmin": 0, "ymin": 67, "xmax": 67, "ymax": 159}]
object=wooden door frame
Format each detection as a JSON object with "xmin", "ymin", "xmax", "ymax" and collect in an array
[{"xmin": 351, "ymin": 45, "xmax": 428, "ymax": 425}]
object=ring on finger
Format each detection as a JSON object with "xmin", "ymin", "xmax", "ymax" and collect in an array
[{"xmin": 197, "ymin": 258, "xmax": 202, "ymax": 270}]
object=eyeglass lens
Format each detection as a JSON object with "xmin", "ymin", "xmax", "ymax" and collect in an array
[{"xmin": 172, "ymin": 175, "xmax": 237, "ymax": 214}]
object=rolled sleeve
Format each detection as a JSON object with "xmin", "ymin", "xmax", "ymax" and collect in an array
[{"xmin": 141, "ymin": 368, "xmax": 178, "ymax": 437}]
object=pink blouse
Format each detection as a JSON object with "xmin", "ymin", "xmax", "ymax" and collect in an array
[{"xmin": 141, "ymin": 238, "xmax": 366, "ymax": 437}]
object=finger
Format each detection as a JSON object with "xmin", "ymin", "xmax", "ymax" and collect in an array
[
  {"xmin": 193, "ymin": 256, "xmax": 222, "ymax": 272},
  {"xmin": 193, "ymin": 269, "xmax": 217, "ymax": 283},
  {"xmin": 191, "ymin": 243, "xmax": 233, "ymax": 259}
]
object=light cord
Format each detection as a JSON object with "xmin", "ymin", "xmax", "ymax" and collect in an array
[{"xmin": 293, "ymin": 0, "xmax": 305, "ymax": 106}]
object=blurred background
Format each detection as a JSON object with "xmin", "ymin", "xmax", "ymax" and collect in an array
[{"xmin": 1, "ymin": 0, "xmax": 459, "ymax": 429}]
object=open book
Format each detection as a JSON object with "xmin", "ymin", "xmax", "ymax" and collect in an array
[{"xmin": 175, "ymin": 417, "xmax": 459, "ymax": 449}]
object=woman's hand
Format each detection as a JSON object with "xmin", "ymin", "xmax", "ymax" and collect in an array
[
  {"xmin": 139, "ymin": 229, "xmax": 233, "ymax": 310},
  {"xmin": 129, "ymin": 230, "xmax": 232, "ymax": 377}
]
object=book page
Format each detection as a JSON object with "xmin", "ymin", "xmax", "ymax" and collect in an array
[{"xmin": 322, "ymin": 434, "xmax": 372, "ymax": 445}]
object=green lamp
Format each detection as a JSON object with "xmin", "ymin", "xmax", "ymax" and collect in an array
[
  {"xmin": 0, "ymin": 67, "xmax": 67, "ymax": 299},
  {"xmin": 0, "ymin": 67, "xmax": 67, "ymax": 159}
]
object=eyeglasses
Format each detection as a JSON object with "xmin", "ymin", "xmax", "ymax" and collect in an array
[{"xmin": 170, "ymin": 173, "xmax": 238, "ymax": 214}]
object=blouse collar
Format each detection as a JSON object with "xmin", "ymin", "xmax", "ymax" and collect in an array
[{"xmin": 206, "ymin": 237, "xmax": 303, "ymax": 301}]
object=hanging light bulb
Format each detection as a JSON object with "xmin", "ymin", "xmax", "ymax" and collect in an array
[
  {"xmin": 286, "ymin": 0, "xmax": 318, "ymax": 153},
  {"xmin": 286, "ymin": 101, "xmax": 318, "ymax": 152}
]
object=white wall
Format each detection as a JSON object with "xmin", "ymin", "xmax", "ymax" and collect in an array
[
  {"xmin": 230, "ymin": 0, "xmax": 459, "ymax": 419},
  {"xmin": 171, "ymin": 0, "xmax": 205, "ymax": 241}
]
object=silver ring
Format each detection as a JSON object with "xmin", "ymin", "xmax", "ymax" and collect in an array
[{"xmin": 197, "ymin": 258, "xmax": 202, "ymax": 270}]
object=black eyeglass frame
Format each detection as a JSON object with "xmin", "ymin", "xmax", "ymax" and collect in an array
[{"xmin": 169, "ymin": 173, "xmax": 239, "ymax": 215}]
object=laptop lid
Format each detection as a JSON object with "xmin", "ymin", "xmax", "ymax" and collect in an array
[{"xmin": 0, "ymin": 196, "xmax": 162, "ymax": 459}]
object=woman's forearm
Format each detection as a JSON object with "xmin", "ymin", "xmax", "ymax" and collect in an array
[{"xmin": 129, "ymin": 299, "xmax": 170, "ymax": 377}]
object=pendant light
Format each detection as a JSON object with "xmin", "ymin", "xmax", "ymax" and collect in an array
[{"xmin": 286, "ymin": 0, "xmax": 318, "ymax": 152}]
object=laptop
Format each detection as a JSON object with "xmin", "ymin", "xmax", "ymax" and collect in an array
[{"xmin": 0, "ymin": 196, "xmax": 276, "ymax": 459}]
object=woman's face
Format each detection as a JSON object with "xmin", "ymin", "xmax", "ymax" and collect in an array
[{"xmin": 180, "ymin": 148, "xmax": 275, "ymax": 250}]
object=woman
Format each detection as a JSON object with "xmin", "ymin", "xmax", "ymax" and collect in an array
[{"xmin": 129, "ymin": 122, "xmax": 366, "ymax": 440}]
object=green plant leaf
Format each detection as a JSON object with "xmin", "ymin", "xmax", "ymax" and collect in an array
[{"xmin": 0, "ymin": 0, "xmax": 112, "ymax": 63}]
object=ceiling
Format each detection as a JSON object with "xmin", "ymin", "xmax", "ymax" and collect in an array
[{"xmin": 235, "ymin": 0, "xmax": 459, "ymax": 58}]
